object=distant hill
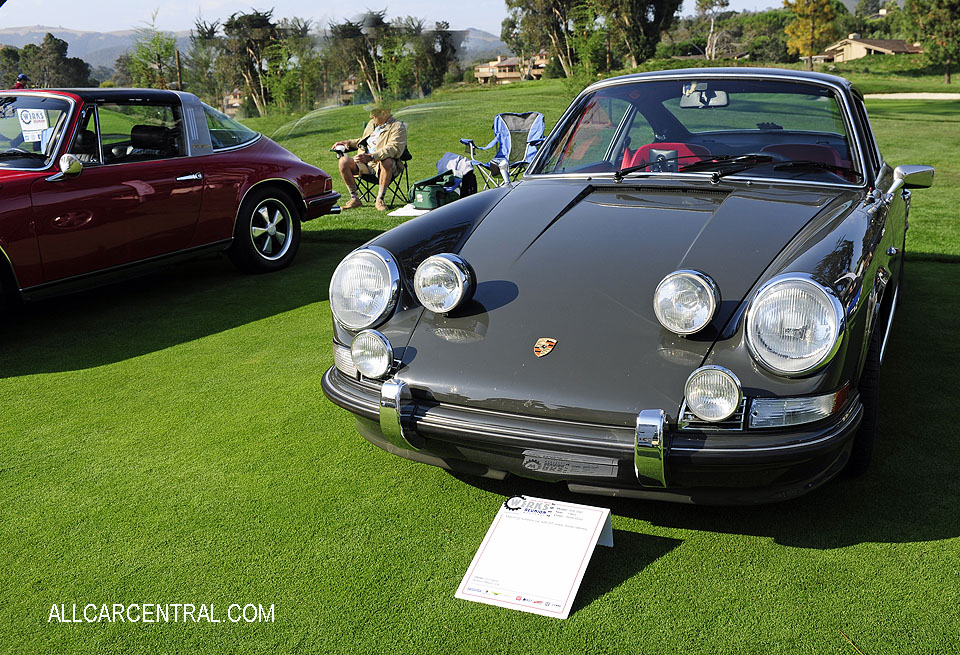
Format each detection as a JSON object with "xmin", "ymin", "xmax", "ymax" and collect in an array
[
  {"xmin": 0, "ymin": 26, "xmax": 190, "ymax": 70},
  {"xmin": 0, "ymin": 24, "xmax": 509, "ymax": 74},
  {"xmin": 459, "ymin": 27, "xmax": 512, "ymax": 64}
]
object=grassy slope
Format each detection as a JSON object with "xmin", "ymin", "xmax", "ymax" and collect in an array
[{"xmin": 1, "ymin": 79, "xmax": 958, "ymax": 654}]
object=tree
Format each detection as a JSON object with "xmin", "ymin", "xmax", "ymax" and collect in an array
[
  {"xmin": 504, "ymin": 0, "xmax": 577, "ymax": 77},
  {"xmin": 856, "ymin": 0, "xmax": 882, "ymax": 17},
  {"xmin": 128, "ymin": 13, "xmax": 177, "ymax": 88},
  {"xmin": 784, "ymin": 0, "xmax": 838, "ymax": 70},
  {"xmin": 906, "ymin": 0, "xmax": 960, "ymax": 83},
  {"xmin": 112, "ymin": 53, "xmax": 133, "ymax": 86},
  {"xmin": 17, "ymin": 34, "xmax": 94, "ymax": 87},
  {"xmin": 186, "ymin": 19, "xmax": 227, "ymax": 106},
  {"xmin": 697, "ymin": 0, "xmax": 730, "ymax": 60},
  {"xmin": 502, "ymin": 11, "xmax": 538, "ymax": 77},
  {"xmin": 222, "ymin": 9, "xmax": 279, "ymax": 116},
  {"xmin": 567, "ymin": 3, "xmax": 609, "ymax": 75},
  {"xmin": 0, "ymin": 46, "xmax": 21, "ymax": 88},
  {"xmin": 328, "ymin": 11, "xmax": 392, "ymax": 103},
  {"xmin": 277, "ymin": 17, "xmax": 322, "ymax": 110},
  {"xmin": 595, "ymin": 0, "xmax": 684, "ymax": 67}
]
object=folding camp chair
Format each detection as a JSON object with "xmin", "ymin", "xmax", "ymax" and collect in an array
[
  {"xmin": 460, "ymin": 112, "xmax": 545, "ymax": 189},
  {"xmin": 356, "ymin": 146, "xmax": 412, "ymax": 206}
]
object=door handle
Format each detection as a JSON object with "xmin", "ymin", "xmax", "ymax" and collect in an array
[{"xmin": 176, "ymin": 172, "xmax": 202, "ymax": 182}]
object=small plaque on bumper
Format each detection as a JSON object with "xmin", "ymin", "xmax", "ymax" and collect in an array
[{"xmin": 521, "ymin": 450, "xmax": 619, "ymax": 478}]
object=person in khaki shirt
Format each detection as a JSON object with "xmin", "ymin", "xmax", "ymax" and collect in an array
[{"xmin": 332, "ymin": 102, "xmax": 407, "ymax": 211}]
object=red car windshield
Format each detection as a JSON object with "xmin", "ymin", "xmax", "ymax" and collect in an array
[{"xmin": 0, "ymin": 94, "xmax": 71, "ymax": 169}]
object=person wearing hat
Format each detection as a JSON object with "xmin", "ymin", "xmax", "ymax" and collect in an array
[
  {"xmin": 331, "ymin": 101, "xmax": 407, "ymax": 211},
  {"xmin": 13, "ymin": 74, "xmax": 29, "ymax": 89}
]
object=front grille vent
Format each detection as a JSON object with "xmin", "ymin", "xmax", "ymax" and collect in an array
[{"xmin": 679, "ymin": 398, "xmax": 747, "ymax": 431}]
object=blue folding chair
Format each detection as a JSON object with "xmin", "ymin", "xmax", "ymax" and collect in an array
[{"xmin": 460, "ymin": 111, "xmax": 545, "ymax": 189}]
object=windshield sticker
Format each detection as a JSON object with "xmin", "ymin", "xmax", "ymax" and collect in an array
[{"xmin": 18, "ymin": 108, "xmax": 49, "ymax": 142}]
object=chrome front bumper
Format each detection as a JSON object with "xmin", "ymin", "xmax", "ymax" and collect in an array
[
  {"xmin": 322, "ymin": 367, "xmax": 862, "ymax": 503},
  {"xmin": 378, "ymin": 378, "xmax": 668, "ymax": 487}
]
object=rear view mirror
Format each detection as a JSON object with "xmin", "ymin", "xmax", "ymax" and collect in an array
[{"xmin": 679, "ymin": 89, "xmax": 729, "ymax": 108}]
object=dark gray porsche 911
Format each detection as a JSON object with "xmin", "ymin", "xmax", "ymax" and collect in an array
[{"xmin": 321, "ymin": 68, "xmax": 934, "ymax": 504}]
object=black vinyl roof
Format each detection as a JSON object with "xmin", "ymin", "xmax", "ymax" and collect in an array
[{"xmin": 22, "ymin": 88, "xmax": 187, "ymax": 103}]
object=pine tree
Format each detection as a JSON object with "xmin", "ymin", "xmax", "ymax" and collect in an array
[{"xmin": 906, "ymin": 0, "xmax": 960, "ymax": 84}]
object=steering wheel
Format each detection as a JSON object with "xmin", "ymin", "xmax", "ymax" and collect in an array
[{"xmin": 3, "ymin": 147, "xmax": 30, "ymax": 154}]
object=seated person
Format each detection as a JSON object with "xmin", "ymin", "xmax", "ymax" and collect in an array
[{"xmin": 332, "ymin": 102, "xmax": 407, "ymax": 211}]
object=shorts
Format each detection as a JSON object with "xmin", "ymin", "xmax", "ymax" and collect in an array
[
  {"xmin": 356, "ymin": 158, "xmax": 401, "ymax": 177},
  {"xmin": 356, "ymin": 159, "xmax": 380, "ymax": 176}
]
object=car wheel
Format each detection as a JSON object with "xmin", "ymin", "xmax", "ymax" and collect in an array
[
  {"xmin": 845, "ymin": 305, "xmax": 883, "ymax": 477},
  {"xmin": 228, "ymin": 188, "xmax": 301, "ymax": 273}
]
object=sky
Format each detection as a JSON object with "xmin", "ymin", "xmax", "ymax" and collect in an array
[{"xmin": 0, "ymin": 0, "xmax": 782, "ymax": 37}]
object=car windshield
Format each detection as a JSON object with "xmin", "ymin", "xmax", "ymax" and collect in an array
[
  {"xmin": 531, "ymin": 77, "xmax": 862, "ymax": 184},
  {"xmin": 0, "ymin": 94, "xmax": 71, "ymax": 169}
]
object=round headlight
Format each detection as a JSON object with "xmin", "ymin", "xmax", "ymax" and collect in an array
[
  {"xmin": 684, "ymin": 366, "xmax": 742, "ymax": 422},
  {"xmin": 413, "ymin": 254, "xmax": 473, "ymax": 314},
  {"xmin": 330, "ymin": 247, "xmax": 400, "ymax": 330},
  {"xmin": 351, "ymin": 330, "xmax": 394, "ymax": 378},
  {"xmin": 654, "ymin": 270, "xmax": 720, "ymax": 335},
  {"xmin": 746, "ymin": 276, "xmax": 843, "ymax": 375}
]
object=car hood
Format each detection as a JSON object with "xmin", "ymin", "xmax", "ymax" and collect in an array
[{"xmin": 397, "ymin": 178, "xmax": 853, "ymax": 425}]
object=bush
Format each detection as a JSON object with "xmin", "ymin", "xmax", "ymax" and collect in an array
[
  {"xmin": 655, "ymin": 40, "xmax": 705, "ymax": 58},
  {"xmin": 463, "ymin": 68, "xmax": 475, "ymax": 84},
  {"xmin": 443, "ymin": 70, "xmax": 461, "ymax": 86},
  {"xmin": 542, "ymin": 56, "xmax": 564, "ymax": 80}
]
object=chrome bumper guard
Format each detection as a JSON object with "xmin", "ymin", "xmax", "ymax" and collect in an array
[
  {"xmin": 635, "ymin": 409, "xmax": 667, "ymax": 487},
  {"xmin": 379, "ymin": 379, "xmax": 419, "ymax": 451}
]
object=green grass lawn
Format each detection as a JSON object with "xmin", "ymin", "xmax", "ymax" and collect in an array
[{"xmin": 2, "ymin": 80, "xmax": 959, "ymax": 654}]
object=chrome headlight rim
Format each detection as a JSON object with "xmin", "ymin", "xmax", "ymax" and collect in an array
[
  {"xmin": 329, "ymin": 245, "xmax": 402, "ymax": 331},
  {"xmin": 350, "ymin": 329, "xmax": 395, "ymax": 379},
  {"xmin": 683, "ymin": 365, "xmax": 743, "ymax": 422},
  {"xmin": 413, "ymin": 253, "xmax": 474, "ymax": 314},
  {"xmin": 653, "ymin": 269, "xmax": 721, "ymax": 336},
  {"xmin": 745, "ymin": 273, "xmax": 845, "ymax": 377}
]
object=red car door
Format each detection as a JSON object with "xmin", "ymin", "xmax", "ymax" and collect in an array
[{"xmin": 30, "ymin": 100, "xmax": 203, "ymax": 283}]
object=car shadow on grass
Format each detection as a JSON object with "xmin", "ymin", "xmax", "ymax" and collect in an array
[
  {"xmin": 450, "ymin": 260, "xmax": 960, "ymax": 550},
  {"xmin": 0, "ymin": 227, "xmax": 382, "ymax": 378}
]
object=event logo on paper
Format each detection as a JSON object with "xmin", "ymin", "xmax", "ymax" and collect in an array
[{"xmin": 503, "ymin": 496, "xmax": 555, "ymax": 516}]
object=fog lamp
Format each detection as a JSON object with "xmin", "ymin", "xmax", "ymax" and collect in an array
[
  {"xmin": 684, "ymin": 366, "xmax": 742, "ymax": 422},
  {"xmin": 351, "ymin": 330, "xmax": 394, "ymax": 379}
]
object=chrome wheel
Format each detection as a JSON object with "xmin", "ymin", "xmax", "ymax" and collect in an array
[{"xmin": 248, "ymin": 197, "xmax": 293, "ymax": 261}]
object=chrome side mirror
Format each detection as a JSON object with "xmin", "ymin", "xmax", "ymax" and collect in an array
[
  {"xmin": 59, "ymin": 153, "xmax": 83, "ymax": 177},
  {"xmin": 894, "ymin": 164, "xmax": 934, "ymax": 189},
  {"xmin": 883, "ymin": 164, "xmax": 934, "ymax": 202},
  {"xmin": 46, "ymin": 153, "xmax": 83, "ymax": 182}
]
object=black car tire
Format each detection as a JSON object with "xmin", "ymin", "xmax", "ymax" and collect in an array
[
  {"xmin": 228, "ymin": 188, "xmax": 301, "ymax": 273},
  {"xmin": 845, "ymin": 306, "xmax": 883, "ymax": 477}
]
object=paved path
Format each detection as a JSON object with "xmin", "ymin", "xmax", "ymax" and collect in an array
[{"xmin": 863, "ymin": 92, "xmax": 960, "ymax": 99}]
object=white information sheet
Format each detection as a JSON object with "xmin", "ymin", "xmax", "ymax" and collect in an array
[
  {"xmin": 455, "ymin": 495, "xmax": 613, "ymax": 619},
  {"xmin": 17, "ymin": 108, "xmax": 48, "ymax": 143}
]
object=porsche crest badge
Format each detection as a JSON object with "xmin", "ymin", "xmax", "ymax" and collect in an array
[{"xmin": 533, "ymin": 338, "xmax": 557, "ymax": 358}]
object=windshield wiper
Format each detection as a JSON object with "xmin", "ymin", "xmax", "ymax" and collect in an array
[
  {"xmin": 773, "ymin": 160, "xmax": 863, "ymax": 182},
  {"xmin": 678, "ymin": 154, "xmax": 777, "ymax": 184},
  {"xmin": 614, "ymin": 154, "xmax": 704, "ymax": 182},
  {"xmin": 0, "ymin": 150, "xmax": 47, "ymax": 160}
]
